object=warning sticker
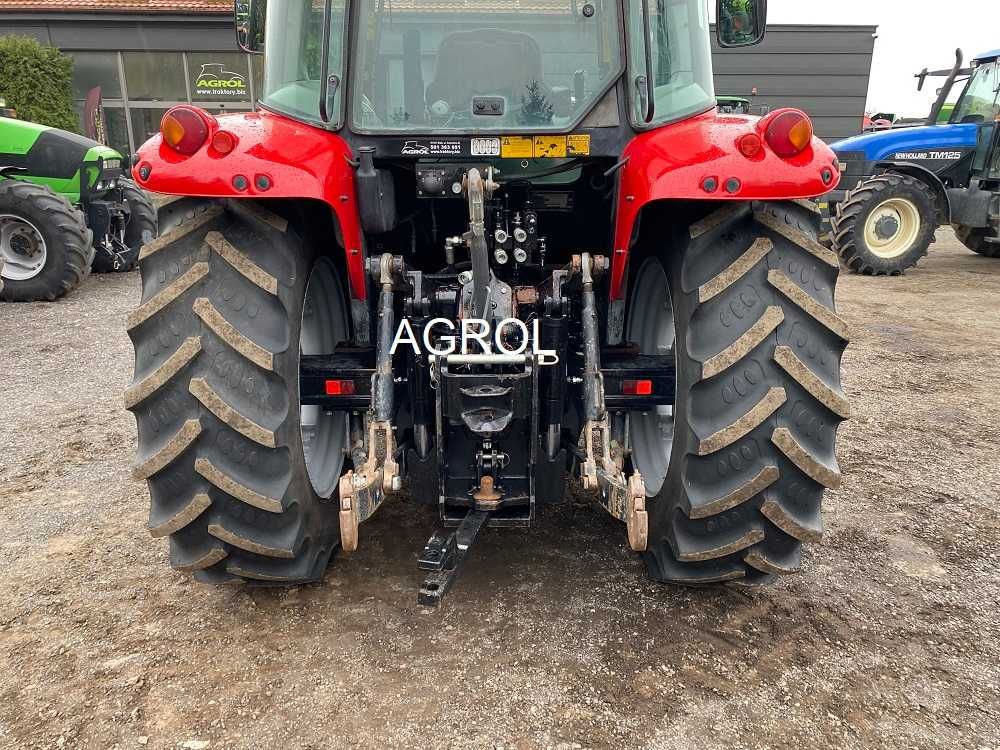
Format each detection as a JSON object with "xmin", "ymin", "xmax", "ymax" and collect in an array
[
  {"xmin": 567, "ymin": 133, "xmax": 591, "ymax": 156},
  {"xmin": 533, "ymin": 136, "xmax": 567, "ymax": 158},
  {"xmin": 501, "ymin": 136, "xmax": 533, "ymax": 158}
]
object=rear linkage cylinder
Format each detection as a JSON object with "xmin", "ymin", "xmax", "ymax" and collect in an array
[
  {"xmin": 337, "ymin": 253, "xmax": 405, "ymax": 552},
  {"xmin": 576, "ymin": 253, "xmax": 648, "ymax": 552}
]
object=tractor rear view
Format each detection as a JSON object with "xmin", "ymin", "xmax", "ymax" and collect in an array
[{"xmin": 127, "ymin": 0, "xmax": 849, "ymax": 603}]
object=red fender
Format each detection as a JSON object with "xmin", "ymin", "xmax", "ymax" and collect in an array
[
  {"xmin": 132, "ymin": 108, "xmax": 367, "ymax": 300},
  {"xmin": 610, "ymin": 109, "xmax": 840, "ymax": 300}
]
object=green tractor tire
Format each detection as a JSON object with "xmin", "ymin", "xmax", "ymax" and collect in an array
[{"xmin": 0, "ymin": 179, "xmax": 94, "ymax": 302}]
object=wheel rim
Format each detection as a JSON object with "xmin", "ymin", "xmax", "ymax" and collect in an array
[
  {"xmin": 626, "ymin": 258, "xmax": 676, "ymax": 496},
  {"xmin": 0, "ymin": 214, "xmax": 47, "ymax": 281},
  {"xmin": 863, "ymin": 198, "xmax": 922, "ymax": 259},
  {"xmin": 299, "ymin": 258, "xmax": 349, "ymax": 498}
]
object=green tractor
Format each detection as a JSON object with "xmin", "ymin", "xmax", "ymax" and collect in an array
[
  {"xmin": 716, "ymin": 95, "xmax": 752, "ymax": 115},
  {"xmin": 0, "ymin": 116, "xmax": 156, "ymax": 302}
]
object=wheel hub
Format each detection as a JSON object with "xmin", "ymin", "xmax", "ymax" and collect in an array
[
  {"xmin": 873, "ymin": 214, "xmax": 900, "ymax": 241},
  {"xmin": 863, "ymin": 197, "xmax": 922, "ymax": 259},
  {"xmin": 0, "ymin": 214, "xmax": 47, "ymax": 281}
]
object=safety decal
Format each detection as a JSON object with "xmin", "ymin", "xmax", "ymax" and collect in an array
[
  {"xmin": 567, "ymin": 134, "xmax": 591, "ymax": 156},
  {"xmin": 498, "ymin": 135, "xmax": 591, "ymax": 158},
  {"xmin": 501, "ymin": 136, "xmax": 534, "ymax": 158},
  {"xmin": 533, "ymin": 136, "xmax": 567, "ymax": 158}
]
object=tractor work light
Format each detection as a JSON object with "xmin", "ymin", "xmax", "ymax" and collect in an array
[
  {"xmin": 160, "ymin": 106, "xmax": 211, "ymax": 156},
  {"xmin": 762, "ymin": 109, "xmax": 814, "ymax": 158}
]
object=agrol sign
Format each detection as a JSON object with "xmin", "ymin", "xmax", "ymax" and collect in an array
[{"xmin": 195, "ymin": 63, "xmax": 247, "ymax": 98}]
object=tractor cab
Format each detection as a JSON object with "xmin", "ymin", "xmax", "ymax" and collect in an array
[
  {"xmin": 238, "ymin": 0, "xmax": 763, "ymax": 149},
  {"xmin": 948, "ymin": 50, "xmax": 1000, "ymax": 127},
  {"xmin": 955, "ymin": 51, "xmax": 1000, "ymax": 185}
]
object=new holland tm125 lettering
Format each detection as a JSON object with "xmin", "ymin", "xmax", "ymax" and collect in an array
[{"xmin": 127, "ymin": 0, "xmax": 849, "ymax": 604}]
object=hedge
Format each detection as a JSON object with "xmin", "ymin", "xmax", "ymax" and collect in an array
[{"xmin": 0, "ymin": 35, "xmax": 79, "ymax": 132}]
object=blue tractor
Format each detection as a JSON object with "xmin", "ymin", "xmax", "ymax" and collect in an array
[{"xmin": 824, "ymin": 48, "xmax": 1000, "ymax": 275}]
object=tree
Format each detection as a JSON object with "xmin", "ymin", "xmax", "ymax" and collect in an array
[{"xmin": 0, "ymin": 35, "xmax": 79, "ymax": 132}]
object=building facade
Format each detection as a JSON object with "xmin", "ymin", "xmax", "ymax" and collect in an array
[
  {"xmin": 713, "ymin": 24, "xmax": 878, "ymax": 143},
  {"xmin": 0, "ymin": 0, "xmax": 256, "ymax": 156},
  {"xmin": 0, "ymin": 1, "xmax": 875, "ymax": 154}
]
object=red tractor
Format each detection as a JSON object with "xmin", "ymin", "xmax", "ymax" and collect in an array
[{"xmin": 127, "ymin": 0, "xmax": 848, "ymax": 604}]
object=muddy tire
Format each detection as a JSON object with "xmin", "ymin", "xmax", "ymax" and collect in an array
[
  {"xmin": 629, "ymin": 201, "xmax": 850, "ymax": 584},
  {"xmin": 126, "ymin": 200, "xmax": 351, "ymax": 584},
  {"xmin": 831, "ymin": 173, "xmax": 938, "ymax": 275},
  {"xmin": 92, "ymin": 179, "xmax": 158, "ymax": 273},
  {"xmin": 0, "ymin": 179, "xmax": 94, "ymax": 302},
  {"xmin": 954, "ymin": 225, "xmax": 1000, "ymax": 258}
]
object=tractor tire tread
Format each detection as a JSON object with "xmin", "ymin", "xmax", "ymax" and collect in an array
[
  {"xmin": 643, "ymin": 200, "xmax": 848, "ymax": 585},
  {"xmin": 0, "ymin": 179, "xmax": 93, "ymax": 302},
  {"xmin": 953, "ymin": 224, "xmax": 1000, "ymax": 258},
  {"xmin": 127, "ymin": 199, "xmax": 339, "ymax": 585},
  {"xmin": 831, "ymin": 172, "xmax": 937, "ymax": 275}
]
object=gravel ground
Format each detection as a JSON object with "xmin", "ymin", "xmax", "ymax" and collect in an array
[{"xmin": 1, "ymin": 229, "xmax": 998, "ymax": 749}]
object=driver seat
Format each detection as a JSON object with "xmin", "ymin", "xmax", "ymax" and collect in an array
[{"xmin": 425, "ymin": 29, "xmax": 551, "ymax": 114}]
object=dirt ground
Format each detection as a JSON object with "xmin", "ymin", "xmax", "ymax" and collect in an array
[{"xmin": 1, "ymin": 228, "xmax": 998, "ymax": 749}]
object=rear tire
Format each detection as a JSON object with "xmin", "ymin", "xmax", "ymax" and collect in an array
[
  {"xmin": 126, "ymin": 200, "xmax": 351, "ymax": 584},
  {"xmin": 0, "ymin": 179, "xmax": 93, "ymax": 302},
  {"xmin": 831, "ymin": 173, "xmax": 938, "ymax": 275},
  {"xmin": 954, "ymin": 225, "xmax": 1000, "ymax": 258},
  {"xmin": 629, "ymin": 201, "xmax": 850, "ymax": 584},
  {"xmin": 91, "ymin": 178, "xmax": 158, "ymax": 273}
]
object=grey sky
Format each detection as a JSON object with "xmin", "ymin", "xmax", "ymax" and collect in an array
[{"xmin": 713, "ymin": 0, "xmax": 999, "ymax": 118}]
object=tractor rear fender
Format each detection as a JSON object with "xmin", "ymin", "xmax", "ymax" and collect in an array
[
  {"xmin": 611, "ymin": 110, "xmax": 840, "ymax": 301},
  {"xmin": 874, "ymin": 161, "xmax": 951, "ymax": 223},
  {"xmin": 131, "ymin": 109, "xmax": 367, "ymax": 300}
]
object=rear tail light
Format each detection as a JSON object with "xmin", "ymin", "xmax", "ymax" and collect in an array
[
  {"xmin": 762, "ymin": 109, "xmax": 814, "ymax": 158},
  {"xmin": 324, "ymin": 379, "xmax": 356, "ymax": 396},
  {"xmin": 737, "ymin": 132, "xmax": 764, "ymax": 159},
  {"xmin": 621, "ymin": 379, "xmax": 653, "ymax": 396},
  {"xmin": 160, "ymin": 106, "xmax": 211, "ymax": 155},
  {"xmin": 210, "ymin": 130, "xmax": 237, "ymax": 155}
]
